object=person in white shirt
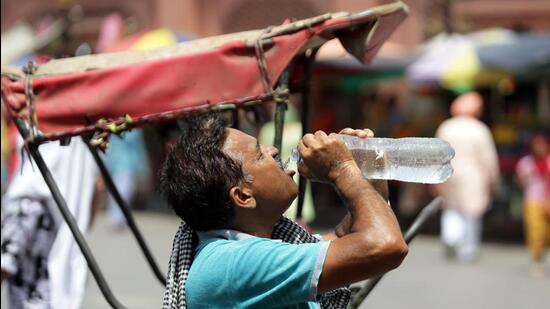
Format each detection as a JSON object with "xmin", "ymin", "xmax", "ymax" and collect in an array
[{"xmin": 435, "ymin": 92, "xmax": 500, "ymax": 263}]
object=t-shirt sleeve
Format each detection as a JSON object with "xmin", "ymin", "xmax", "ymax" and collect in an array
[{"xmin": 228, "ymin": 238, "xmax": 330, "ymax": 307}]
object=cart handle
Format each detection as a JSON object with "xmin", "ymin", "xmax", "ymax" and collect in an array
[{"xmin": 348, "ymin": 196, "xmax": 443, "ymax": 309}]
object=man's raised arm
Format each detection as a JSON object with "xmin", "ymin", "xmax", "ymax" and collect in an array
[{"xmin": 297, "ymin": 130, "xmax": 407, "ymax": 293}]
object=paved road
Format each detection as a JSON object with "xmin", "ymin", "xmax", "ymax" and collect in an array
[{"xmin": 3, "ymin": 212, "xmax": 548, "ymax": 308}]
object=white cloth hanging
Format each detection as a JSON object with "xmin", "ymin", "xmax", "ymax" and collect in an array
[{"xmin": 3, "ymin": 137, "xmax": 97, "ymax": 309}]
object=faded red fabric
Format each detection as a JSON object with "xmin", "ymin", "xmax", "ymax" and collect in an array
[{"xmin": 1, "ymin": 6, "xmax": 407, "ymax": 141}]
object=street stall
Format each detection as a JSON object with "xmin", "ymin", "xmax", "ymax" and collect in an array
[
  {"xmin": 1, "ymin": 2, "xmax": 441, "ymax": 308},
  {"xmin": 404, "ymin": 29, "xmax": 550, "ymax": 236}
]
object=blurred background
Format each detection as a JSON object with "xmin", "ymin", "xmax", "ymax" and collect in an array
[{"xmin": 1, "ymin": 0, "xmax": 549, "ymax": 308}]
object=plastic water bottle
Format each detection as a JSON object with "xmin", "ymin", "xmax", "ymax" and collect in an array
[{"xmin": 291, "ymin": 136, "xmax": 455, "ymax": 184}]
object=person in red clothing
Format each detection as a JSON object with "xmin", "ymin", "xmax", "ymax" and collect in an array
[{"xmin": 516, "ymin": 134, "xmax": 550, "ymax": 277}]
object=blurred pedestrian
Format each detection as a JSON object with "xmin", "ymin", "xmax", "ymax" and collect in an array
[
  {"xmin": 103, "ymin": 129, "xmax": 150, "ymax": 229},
  {"xmin": 1, "ymin": 137, "xmax": 98, "ymax": 308},
  {"xmin": 435, "ymin": 92, "xmax": 500, "ymax": 263},
  {"xmin": 516, "ymin": 134, "xmax": 550, "ymax": 277}
]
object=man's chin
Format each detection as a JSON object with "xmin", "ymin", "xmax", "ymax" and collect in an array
[
  {"xmin": 278, "ymin": 185, "xmax": 298, "ymax": 210},
  {"xmin": 290, "ymin": 182, "xmax": 299, "ymax": 196}
]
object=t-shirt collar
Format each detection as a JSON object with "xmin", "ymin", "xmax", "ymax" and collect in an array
[{"xmin": 197, "ymin": 229, "xmax": 258, "ymax": 242}]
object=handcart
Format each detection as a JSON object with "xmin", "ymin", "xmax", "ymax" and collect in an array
[{"xmin": 1, "ymin": 2, "xmax": 440, "ymax": 308}]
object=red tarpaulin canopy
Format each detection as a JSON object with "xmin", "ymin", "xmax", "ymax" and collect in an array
[{"xmin": 1, "ymin": 2, "xmax": 407, "ymax": 143}]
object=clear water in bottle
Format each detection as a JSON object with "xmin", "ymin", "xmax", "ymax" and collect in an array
[{"xmin": 291, "ymin": 136, "xmax": 455, "ymax": 184}]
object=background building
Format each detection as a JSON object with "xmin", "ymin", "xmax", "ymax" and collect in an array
[{"xmin": 3, "ymin": 0, "xmax": 550, "ymax": 52}]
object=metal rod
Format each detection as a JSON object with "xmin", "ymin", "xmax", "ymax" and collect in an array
[
  {"xmin": 86, "ymin": 141, "xmax": 167, "ymax": 286},
  {"xmin": 403, "ymin": 197, "xmax": 443, "ymax": 242},
  {"xmin": 348, "ymin": 197, "xmax": 443, "ymax": 309},
  {"xmin": 296, "ymin": 49, "xmax": 318, "ymax": 219},
  {"xmin": 273, "ymin": 69, "xmax": 291, "ymax": 152},
  {"xmin": 9, "ymin": 117, "xmax": 127, "ymax": 309},
  {"xmin": 28, "ymin": 145, "xmax": 127, "ymax": 309},
  {"xmin": 273, "ymin": 100, "xmax": 287, "ymax": 152}
]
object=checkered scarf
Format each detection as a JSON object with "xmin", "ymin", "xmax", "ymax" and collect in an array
[{"xmin": 162, "ymin": 216, "xmax": 351, "ymax": 308}]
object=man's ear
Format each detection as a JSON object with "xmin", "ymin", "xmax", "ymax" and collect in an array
[{"xmin": 229, "ymin": 185, "xmax": 256, "ymax": 209}]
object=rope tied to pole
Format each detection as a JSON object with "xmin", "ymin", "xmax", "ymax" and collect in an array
[
  {"xmin": 254, "ymin": 34, "xmax": 274, "ymax": 95},
  {"xmin": 22, "ymin": 61, "xmax": 39, "ymax": 143}
]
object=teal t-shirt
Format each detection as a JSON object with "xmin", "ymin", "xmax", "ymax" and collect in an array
[{"xmin": 186, "ymin": 229, "xmax": 330, "ymax": 308}]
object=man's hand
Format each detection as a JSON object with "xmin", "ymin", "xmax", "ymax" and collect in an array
[
  {"xmin": 338, "ymin": 128, "xmax": 389, "ymax": 201},
  {"xmin": 307, "ymin": 128, "xmax": 407, "ymax": 293},
  {"xmin": 297, "ymin": 130, "xmax": 359, "ymax": 184},
  {"xmin": 338, "ymin": 127, "xmax": 374, "ymax": 139}
]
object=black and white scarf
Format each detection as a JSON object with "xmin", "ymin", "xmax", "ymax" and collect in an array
[{"xmin": 162, "ymin": 217, "xmax": 351, "ymax": 308}]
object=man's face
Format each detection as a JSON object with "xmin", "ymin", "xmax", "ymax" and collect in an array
[{"xmin": 223, "ymin": 128, "xmax": 298, "ymax": 213}]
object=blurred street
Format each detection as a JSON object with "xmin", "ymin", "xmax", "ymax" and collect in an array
[
  {"xmin": 2, "ymin": 211, "xmax": 548, "ymax": 308},
  {"xmin": 55, "ymin": 212, "xmax": 550, "ymax": 308},
  {"xmin": 2, "ymin": 1, "xmax": 550, "ymax": 308},
  {"xmin": 83, "ymin": 213, "xmax": 550, "ymax": 309}
]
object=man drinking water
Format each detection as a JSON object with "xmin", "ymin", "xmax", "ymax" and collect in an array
[{"xmin": 160, "ymin": 112, "xmax": 407, "ymax": 308}]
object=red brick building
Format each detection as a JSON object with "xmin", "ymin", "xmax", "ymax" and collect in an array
[{"xmin": 2, "ymin": 0, "xmax": 550, "ymax": 52}]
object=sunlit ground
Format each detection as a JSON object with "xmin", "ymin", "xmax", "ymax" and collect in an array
[{"xmin": 2, "ymin": 212, "xmax": 548, "ymax": 308}]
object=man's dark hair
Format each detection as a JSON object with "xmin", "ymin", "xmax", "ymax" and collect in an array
[{"xmin": 160, "ymin": 112, "xmax": 245, "ymax": 231}]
